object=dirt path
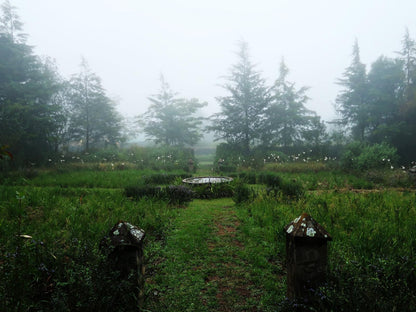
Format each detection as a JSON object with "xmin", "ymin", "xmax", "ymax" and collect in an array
[
  {"xmin": 204, "ymin": 205, "xmax": 260, "ymax": 311},
  {"xmin": 145, "ymin": 199, "xmax": 271, "ymax": 311}
]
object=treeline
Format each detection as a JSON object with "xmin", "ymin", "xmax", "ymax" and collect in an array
[
  {"xmin": 336, "ymin": 35, "xmax": 416, "ymax": 163},
  {"xmin": 0, "ymin": 1, "xmax": 123, "ymax": 167},
  {"xmin": 2, "ymin": 0, "xmax": 416, "ymax": 168}
]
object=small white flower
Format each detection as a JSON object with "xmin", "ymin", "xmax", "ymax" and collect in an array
[{"xmin": 286, "ymin": 225, "xmax": 294, "ymax": 234}]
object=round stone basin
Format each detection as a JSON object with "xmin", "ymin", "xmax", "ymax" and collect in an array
[{"xmin": 182, "ymin": 176, "xmax": 233, "ymax": 185}]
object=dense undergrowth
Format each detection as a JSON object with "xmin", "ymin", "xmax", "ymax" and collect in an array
[{"xmin": 1, "ymin": 159, "xmax": 415, "ymax": 311}]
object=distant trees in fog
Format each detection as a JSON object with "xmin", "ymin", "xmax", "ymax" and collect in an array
[
  {"xmin": 137, "ymin": 75, "xmax": 206, "ymax": 147},
  {"xmin": 336, "ymin": 31, "xmax": 416, "ymax": 162},
  {"xmin": 209, "ymin": 41, "xmax": 325, "ymax": 155},
  {"xmin": 2, "ymin": 0, "xmax": 416, "ymax": 166}
]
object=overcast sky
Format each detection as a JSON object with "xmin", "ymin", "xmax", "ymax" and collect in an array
[{"xmin": 12, "ymin": 0, "xmax": 416, "ymax": 122}]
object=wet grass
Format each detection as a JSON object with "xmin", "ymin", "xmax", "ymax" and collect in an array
[{"xmin": 1, "ymin": 166, "xmax": 415, "ymax": 311}]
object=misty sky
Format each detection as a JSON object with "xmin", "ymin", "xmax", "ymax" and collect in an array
[{"xmin": 13, "ymin": 0, "xmax": 416, "ymax": 122}]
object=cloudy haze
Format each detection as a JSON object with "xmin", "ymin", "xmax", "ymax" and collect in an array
[{"xmin": 13, "ymin": 0, "xmax": 416, "ymax": 122}]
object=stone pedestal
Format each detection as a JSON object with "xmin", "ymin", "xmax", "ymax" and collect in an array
[
  {"xmin": 284, "ymin": 213, "xmax": 332, "ymax": 300},
  {"xmin": 101, "ymin": 221, "xmax": 146, "ymax": 308}
]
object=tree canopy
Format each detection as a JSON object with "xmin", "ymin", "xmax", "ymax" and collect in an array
[
  {"xmin": 209, "ymin": 41, "xmax": 270, "ymax": 155},
  {"xmin": 138, "ymin": 76, "xmax": 206, "ymax": 147},
  {"xmin": 0, "ymin": 5, "xmax": 62, "ymax": 165},
  {"xmin": 67, "ymin": 59, "xmax": 123, "ymax": 152}
]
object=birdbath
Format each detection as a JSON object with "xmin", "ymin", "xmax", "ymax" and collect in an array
[{"xmin": 182, "ymin": 176, "xmax": 233, "ymax": 185}]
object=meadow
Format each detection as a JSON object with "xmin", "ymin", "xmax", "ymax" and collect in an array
[{"xmin": 0, "ymin": 156, "xmax": 415, "ymax": 311}]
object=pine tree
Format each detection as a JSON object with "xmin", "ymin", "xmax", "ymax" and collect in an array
[
  {"xmin": 209, "ymin": 41, "xmax": 270, "ymax": 155},
  {"xmin": 335, "ymin": 40, "xmax": 369, "ymax": 140},
  {"xmin": 67, "ymin": 59, "xmax": 123, "ymax": 151},
  {"xmin": 264, "ymin": 59, "xmax": 314, "ymax": 147},
  {"xmin": 138, "ymin": 75, "xmax": 206, "ymax": 147}
]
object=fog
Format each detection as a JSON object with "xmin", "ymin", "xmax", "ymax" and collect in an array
[{"xmin": 14, "ymin": 0, "xmax": 416, "ymax": 122}]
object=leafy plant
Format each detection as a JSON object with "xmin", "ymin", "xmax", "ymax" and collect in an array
[
  {"xmin": 341, "ymin": 142, "xmax": 399, "ymax": 171},
  {"xmin": 164, "ymin": 185, "xmax": 195, "ymax": 206},
  {"xmin": 232, "ymin": 180, "xmax": 255, "ymax": 204},
  {"xmin": 124, "ymin": 185, "xmax": 163, "ymax": 200}
]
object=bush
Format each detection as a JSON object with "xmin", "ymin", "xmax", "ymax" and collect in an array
[
  {"xmin": 238, "ymin": 172, "xmax": 257, "ymax": 184},
  {"xmin": 279, "ymin": 179, "xmax": 305, "ymax": 199},
  {"xmin": 192, "ymin": 182, "xmax": 234, "ymax": 199},
  {"xmin": 124, "ymin": 185, "xmax": 163, "ymax": 200},
  {"xmin": 317, "ymin": 256, "xmax": 416, "ymax": 312},
  {"xmin": 164, "ymin": 185, "xmax": 195, "ymax": 206},
  {"xmin": 341, "ymin": 142, "xmax": 399, "ymax": 171},
  {"xmin": 232, "ymin": 180, "xmax": 255, "ymax": 204},
  {"xmin": 143, "ymin": 173, "xmax": 191, "ymax": 185},
  {"xmin": 258, "ymin": 172, "xmax": 282, "ymax": 188}
]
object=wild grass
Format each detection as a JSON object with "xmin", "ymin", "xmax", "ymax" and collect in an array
[{"xmin": 1, "ymin": 163, "xmax": 415, "ymax": 311}]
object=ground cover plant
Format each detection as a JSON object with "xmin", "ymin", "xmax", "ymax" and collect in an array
[{"xmin": 1, "ymin": 156, "xmax": 415, "ymax": 311}]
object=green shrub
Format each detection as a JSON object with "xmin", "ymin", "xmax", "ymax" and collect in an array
[
  {"xmin": 191, "ymin": 182, "xmax": 234, "ymax": 199},
  {"xmin": 317, "ymin": 256, "xmax": 416, "ymax": 312},
  {"xmin": 279, "ymin": 179, "xmax": 305, "ymax": 199},
  {"xmin": 164, "ymin": 185, "xmax": 195, "ymax": 206},
  {"xmin": 232, "ymin": 180, "xmax": 255, "ymax": 204},
  {"xmin": 341, "ymin": 142, "xmax": 399, "ymax": 171},
  {"xmin": 238, "ymin": 172, "xmax": 256, "ymax": 184},
  {"xmin": 143, "ymin": 173, "xmax": 191, "ymax": 185},
  {"xmin": 258, "ymin": 172, "xmax": 283, "ymax": 188},
  {"xmin": 124, "ymin": 185, "xmax": 163, "ymax": 200}
]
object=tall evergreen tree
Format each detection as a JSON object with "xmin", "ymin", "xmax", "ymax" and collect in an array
[
  {"xmin": 398, "ymin": 28, "xmax": 416, "ymax": 97},
  {"xmin": 67, "ymin": 59, "xmax": 123, "ymax": 152},
  {"xmin": 209, "ymin": 41, "xmax": 270, "ymax": 155},
  {"xmin": 0, "ymin": 0, "xmax": 26, "ymax": 43},
  {"xmin": 263, "ymin": 59, "xmax": 316, "ymax": 147},
  {"xmin": 335, "ymin": 40, "xmax": 369, "ymax": 140},
  {"xmin": 0, "ymin": 2, "xmax": 63, "ymax": 165},
  {"xmin": 395, "ymin": 29, "xmax": 416, "ymax": 161},
  {"xmin": 366, "ymin": 56, "xmax": 403, "ymax": 143},
  {"xmin": 138, "ymin": 75, "xmax": 206, "ymax": 146}
]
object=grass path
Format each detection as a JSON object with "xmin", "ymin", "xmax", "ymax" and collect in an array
[{"xmin": 145, "ymin": 198, "xmax": 268, "ymax": 311}]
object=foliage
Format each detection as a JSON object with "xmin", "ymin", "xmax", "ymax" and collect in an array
[
  {"xmin": 258, "ymin": 172, "xmax": 283, "ymax": 188},
  {"xmin": 341, "ymin": 141, "xmax": 399, "ymax": 171},
  {"xmin": 258, "ymin": 172, "xmax": 305, "ymax": 199},
  {"xmin": 334, "ymin": 32, "xmax": 416, "ymax": 163},
  {"xmin": 335, "ymin": 40, "xmax": 369, "ymax": 140},
  {"xmin": 164, "ymin": 185, "xmax": 195, "ymax": 206},
  {"xmin": 0, "ymin": 0, "xmax": 26, "ymax": 43},
  {"xmin": 137, "ymin": 75, "xmax": 206, "ymax": 147},
  {"xmin": 143, "ymin": 173, "xmax": 191, "ymax": 185},
  {"xmin": 209, "ymin": 41, "xmax": 270, "ymax": 155},
  {"xmin": 263, "ymin": 59, "xmax": 324, "ymax": 147},
  {"xmin": 235, "ymin": 171, "xmax": 257, "ymax": 184},
  {"xmin": 191, "ymin": 182, "xmax": 234, "ymax": 199},
  {"xmin": 232, "ymin": 180, "xmax": 255, "ymax": 204},
  {"xmin": 124, "ymin": 185, "xmax": 163, "ymax": 200},
  {"xmin": 317, "ymin": 255, "xmax": 416, "ymax": 312},
  {"xmin": 0, "ymin": 27, "xmax": 64, "ymax": 166},
  {"xmin": 1, "ymin": 164, "xmax": 416, "ymax": 310},
  {"xmin": 0, "ymin": 182, "xmax": 178, "ymax": 311},
  {"xmin": 238, "ymin": 189, "xmax": 416, "ymax": 311},
  {"xmin": 67, "ymin": 58, "xmax": 124, "ymax": 152}
]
